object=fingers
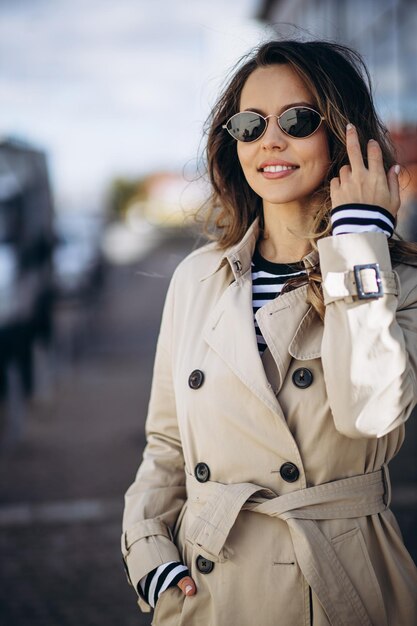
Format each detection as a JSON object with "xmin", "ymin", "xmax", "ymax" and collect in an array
[
  {"xmin": 329, "ymin": 175, "xmax": 340, "ymax": 207},
  {"xmin": 346, "ymin": 124, "xmax": 385, "ymax": 177},
  {"xmin": 177, "ymin": 575, "xmax": 197, "ymax": 597},
  {"xmin": 332, "ymin": 123, "xmax": 400, "ymax": 216},
  {"xmin": 345, "ymin": 123, "xmax": 364, "ymax": 173},
  {"xmin": 366, "ymin": 138, "xmax": 400, "ymax": 216},
  {"xmin": 338, "ymin": 164, "xmax": 352, "ymax": 181},
  {"xmin": 366, "ymin": 138, "xmax": 385, "ymax": 175},
  {"xmin": 346, "ymin": 125, "xmax": 384, "ymax": 176},
  {"xmin": 387, "ymin": 164, "xmax": 401, "ymax": 217}
]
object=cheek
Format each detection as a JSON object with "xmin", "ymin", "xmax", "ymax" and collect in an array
[
  {"xmin": 237, "ymin": 144, "xmax": 256, "ymax": 178},
  {"xmin": 314, "ymin": 134, "xmax": 331, "ymax": 170},
  {"xmin": 302, "ymin": 136, "xmax": 330, "ymax": 183},
  {"xmin": 237, "ymin": 141, "xmax": 253, "ymax": 168}
]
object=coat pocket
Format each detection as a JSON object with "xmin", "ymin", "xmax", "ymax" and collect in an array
[
  {"xmin": 330, "ymin": 526, "xmax": 388, "ymax": 626},
  {"xmin": 151, "ymin": 586, "xmax": 185, "ymax": 626}
]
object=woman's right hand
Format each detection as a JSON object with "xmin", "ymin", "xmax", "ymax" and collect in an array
[
  {"xmin": 177, "ymin": 574, "xmax": 197, "ymax": 597},
  {"xmin": 330, "ymin": 124, "xmax": 400, "ymax": 217}
]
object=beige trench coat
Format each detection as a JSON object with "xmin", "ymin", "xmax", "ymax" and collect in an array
[{"xmin": 122, "ymin": 218, "xmax": 417, "ymax": 626}]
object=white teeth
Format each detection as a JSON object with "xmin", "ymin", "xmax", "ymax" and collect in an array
[{"xmin": 262, "ymin": 165, "xmax": 297, "ymax": 172}]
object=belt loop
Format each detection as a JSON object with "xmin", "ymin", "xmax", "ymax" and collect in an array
[{"xmin": 381, "ymin": 464, "xmax": 391, "ymax": 507}]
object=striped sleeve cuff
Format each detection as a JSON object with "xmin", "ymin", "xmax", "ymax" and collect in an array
[
  {"xmin": 138, "ymin": 561, "xmax": 189, "ymax": 609},
  {"xmin": 331, "ymin": 204, "xmax": 396, "ymax": 238}
]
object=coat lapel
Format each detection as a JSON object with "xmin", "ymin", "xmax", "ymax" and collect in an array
[
  {"xmin": 202, "ymin": 269, "xmax": 283, "ymax": 417},
  {"xmin": 201, "ymin": 218, "xmax": 323, "ymax": 410},
  {"xmin": 256, "ymin": 285, "xmax": 322, "ymax": 394},
  {"xmin": 289, "ymin": 303, "xmax": 323, "ymax": 361}
]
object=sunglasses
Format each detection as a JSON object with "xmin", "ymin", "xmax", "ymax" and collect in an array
[{"xmin": 222, "ymin": 106, "xmax": 325, "ymax": 142}]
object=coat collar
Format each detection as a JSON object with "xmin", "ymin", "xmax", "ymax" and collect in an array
[
  {"xmin": 200, "ymin": 217, "xmax": 319, "ymax": 283},
  {"xmin": 201, "ymin": 218, "xmax": 323, "ymax": 415}
]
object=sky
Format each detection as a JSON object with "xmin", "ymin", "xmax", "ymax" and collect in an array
[{"xmin": 0, "ymin": 0, "xmax": 274, "ymax": 212}]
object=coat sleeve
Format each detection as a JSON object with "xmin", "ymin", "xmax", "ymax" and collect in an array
[
  {"xmin": 317, "ymin": 231, "xmax": 417, "ymax": 439},
  {"xmin": 121, "ymin": 269, "xmax": 186, "ymax": 611}
]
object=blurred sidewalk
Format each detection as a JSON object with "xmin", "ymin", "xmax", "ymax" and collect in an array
[{"xmin": 0, "ymin": 231, "xmax": 416, "ymax": 626}]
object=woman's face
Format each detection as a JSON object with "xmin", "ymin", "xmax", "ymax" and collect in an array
[{"xmin": 237, "ymin": 64, "xmax": 330, "ymax": 211}]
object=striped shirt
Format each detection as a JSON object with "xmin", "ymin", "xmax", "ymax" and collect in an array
[
  {"xmin": 252, "ymin": 248, "xmax": 306, "ymax": 353},
  {"xmin": 330, "ymin": 203, "xmax": 395, "ymax": 237},
  {"xmin": 137, "ymin": 204, "xmax": 396, "ymax": 608}
]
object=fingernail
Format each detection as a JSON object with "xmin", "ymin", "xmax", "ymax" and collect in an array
[
  {"xmin": 185, "ymin": 585, "xmax": 193, "ymax": 595},
  {"xmin": 346, "ymin": 123, "xmax": 353, "ymax": 130},
  {"xmin": 394, "ymin": 164, "xmax": 401, "ymax": 175},
  {"xmin": 368, "ymin": 138, "xmax": 377, "ymax": 144}
]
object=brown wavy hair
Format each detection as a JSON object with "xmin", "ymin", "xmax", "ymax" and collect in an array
[{"xmin": 199, "ymin": 39, "xmax": 417, "ymax": 320}]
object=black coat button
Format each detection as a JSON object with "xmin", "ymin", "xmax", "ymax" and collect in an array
[
  {"xmin": 196, "ymin": 555, "xmax": 214, "ymax": 574},
  {"xmin": 280, "ymin": 462, "xmax": 300, "ymax": 483},
  {"xmin": 195, "ymin": 462, "xmax": 210, "ymax": 483},
  {"xmin": 292, "ymin": 368, "xmax": 313, "ymax": 389},
  {"xmin": 188, "ymin": 369, "xmax": 204, "ymax": 389}
]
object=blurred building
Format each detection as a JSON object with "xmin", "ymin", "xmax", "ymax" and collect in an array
[{"xmin": 257, "ymin": 0, "xmax": 417, "ymax": 240}]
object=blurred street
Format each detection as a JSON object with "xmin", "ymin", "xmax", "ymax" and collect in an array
[{"xmin": 0, "ymin": 232, "xmax": 416, "ymax": 626}]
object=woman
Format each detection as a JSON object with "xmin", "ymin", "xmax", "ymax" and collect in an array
[{"xmin": 122, "ymin": 40, "xmax": 417, "ymax": 625}]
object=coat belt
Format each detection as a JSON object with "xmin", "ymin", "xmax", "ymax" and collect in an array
[{"xmin": 185, "ymin": 467, "xmax": 391, "ymax": 626}]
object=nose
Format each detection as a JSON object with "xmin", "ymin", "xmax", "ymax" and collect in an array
[{"xmin": 260, "ymin": 115, "xmax": 288, "ymax": 150}]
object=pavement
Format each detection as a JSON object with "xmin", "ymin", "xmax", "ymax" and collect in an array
[{"xmin": 0, "ymin": 230, "xmax": 416, "ymax": 626}]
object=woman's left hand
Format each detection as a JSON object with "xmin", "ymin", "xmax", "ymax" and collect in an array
[{"xmin": 330, "ymin": 124, "xmax": 401, "ymax": 218}]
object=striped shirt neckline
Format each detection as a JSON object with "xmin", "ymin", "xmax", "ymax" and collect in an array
[{"xmin": 251, "ymin": 247, "xmax": 307, "ymax": 354}]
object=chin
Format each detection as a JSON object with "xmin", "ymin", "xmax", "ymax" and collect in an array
[
  {"xmin": 257, "ymin": 191, "xmax": 306, "ymax": 205},
  {"xmin": 255, "ymin": 182, "xmax": 323, "ymax": 207}
]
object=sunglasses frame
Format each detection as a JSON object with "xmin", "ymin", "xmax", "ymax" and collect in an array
[{"xmin": 222, "ymin": 106, "xmax": 325, "ymax": 142}]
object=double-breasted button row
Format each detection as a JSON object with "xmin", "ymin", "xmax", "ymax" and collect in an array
[
  {"xmin": 195, "ymin": 462, "xmax": 210, "ymax": 483},
  {"xmin": 196, "ymin": 555, "xmax": 214, "ymax": 573},
  {"xmin": 292, "ymin": 368, "xmax": 313, "ymax": 389},
  {"xmin": 190, "ymin": 367, "xmax": 313, "ymax": 390},
  {"xmin": 194, "ymin": 465, "xmax": 214, "ymax": 573},
  {"xmin": 280, "ymin": 462, "xmax": 300, "ymax": 483},
  {"xmin": 286, "ymin": 369, "xmax": 308, "ymax": 482},
  {"xmin": 188, "ymin": 369, "xmax": 204, "ymax": 389}
]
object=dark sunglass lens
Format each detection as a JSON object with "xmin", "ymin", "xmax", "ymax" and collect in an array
[
  {"xmin": 227, "ymin": 112, "xmax": 266, "ymax": 142},
  {"xmin": 280, "ymin": 108, "xmax": 321, "ymax": 137}
]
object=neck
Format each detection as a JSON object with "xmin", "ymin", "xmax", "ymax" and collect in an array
[{"xmin": 258, "ymin": 199, "xmax": 316, "ymax": 263}]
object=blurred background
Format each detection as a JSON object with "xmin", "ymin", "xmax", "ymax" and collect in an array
[{"xmin": 0, "ymin": 1, "xmax": 416, "ymax": 625}]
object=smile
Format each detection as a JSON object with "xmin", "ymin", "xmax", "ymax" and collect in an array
[{"xmin": 261, "ymin": 165, "xmax": 298, "ymax": 172}]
